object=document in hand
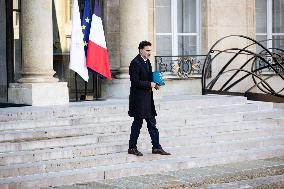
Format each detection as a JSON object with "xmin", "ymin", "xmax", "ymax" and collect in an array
[{"xmin": 152, "ymin": 71, "xmax": 165, "ymax": 86}]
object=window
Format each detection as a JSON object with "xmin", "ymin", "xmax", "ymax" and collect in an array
[
  {"xmin": 156, "ymin": 0, "xmax": 200, "ymax": 56},
  {"xmin": 256, "ymin": 0, "xmax": 284, "ymax": 51}
]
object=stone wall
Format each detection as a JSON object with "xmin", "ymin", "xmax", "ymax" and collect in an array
[{"xmin": 201, "ymin": 0, "xmax": 257, "ymax": 93}]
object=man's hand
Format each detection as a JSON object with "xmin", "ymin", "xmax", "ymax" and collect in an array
[
  {"xmin": 154, "ymin": 84, "xmax": 160, "ymax": 90},
  {"xmin": 151, "ymin": 82, "xmax": 156, "ymax": 88},
  {"xmin": 151, "ymin": 82, "xmax": 160, "ymax": 90}
]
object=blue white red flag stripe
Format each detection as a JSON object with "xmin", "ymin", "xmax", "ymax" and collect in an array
[
  {"xmin": 86, "ymin": 0, "xmax": 112, "ymax": 80},
  {"xmin": 82, "ymin": 0, "xmax": 92, "ymax": 55}
]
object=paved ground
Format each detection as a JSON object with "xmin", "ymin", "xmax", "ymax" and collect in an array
[{"xmin": 48, "ymin": 156, "xmax": 284, "ymax": 189}]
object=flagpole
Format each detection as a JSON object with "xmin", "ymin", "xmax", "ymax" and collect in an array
[
  {"xmin": 92, "ymin": 73, "xmax": 95, "ymax": 95},
  {"xmin": 94, "ymin": 73, "xmax": 105, "ymax": 101},
  {"xmin": 75, "ymin": 72, "xmax": 78, "ymax": 101},
  {"xmin": 84, "ymin": 81, "xmax": 87, "ymax": 98},
  {"xmin": 96, "ymin": 74, "xmax": 99, "ymax": 99}
]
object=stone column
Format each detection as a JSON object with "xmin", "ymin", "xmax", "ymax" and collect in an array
[
  {"xmin": 117, "ymin": 0, "xmax": 149, "ymax": 78},
  {"xmin": 8, "ymin": 0, "xmax": 69, "ymax": 106},
  {"xmin": 20, "ymin": 0, "xmax": 58, "ymax": 83},
  {"xmin": 101, "ymin": 0, "xmax": 149, "ymax": 98}
]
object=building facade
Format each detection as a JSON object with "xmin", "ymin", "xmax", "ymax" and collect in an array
[{"xmin": 0, "ymin": 0, "xmax": 283, "ymax": 105}]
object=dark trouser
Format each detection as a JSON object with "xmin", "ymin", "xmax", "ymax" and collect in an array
[{"xmin": 129, "ymin": 116, "xmax": 162, "ymax": 150}]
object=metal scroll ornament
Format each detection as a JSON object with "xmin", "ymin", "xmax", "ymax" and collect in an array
[{"xmin": 172, "ymin": 57, "xmax": 200, "ymax": 78}]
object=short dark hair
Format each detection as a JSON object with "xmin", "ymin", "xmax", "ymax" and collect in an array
[{"xmin": 138, "ymin": 41, "xmax": 152, "ymax": 50}]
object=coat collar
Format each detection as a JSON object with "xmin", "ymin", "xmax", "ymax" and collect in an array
[
  {"xmin": 136, "ymin": 54, "xmax": 150, "ymax": 72},
  {"xmin": 136, "ymin": 54, "xmax": 148, "ymax": 63}
]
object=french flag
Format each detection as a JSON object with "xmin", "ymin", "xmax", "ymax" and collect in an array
[{"xmin": 86, "ymin": 0, "xmax": 112, "ymax": 80}]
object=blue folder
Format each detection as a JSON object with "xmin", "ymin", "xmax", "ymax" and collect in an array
[{"xmin": 152, "ymin": 71, "xmax": 165, "ymax": 86}]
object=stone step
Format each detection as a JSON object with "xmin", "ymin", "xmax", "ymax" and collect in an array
[
  {"xmin": 0, "ymin": 113, "xmax": 129, "ymax": 131},
  {"xmin": 70, "ymin": 157, "xmax": 284, "ymax": 189},
  {"xmin": 203, "ymin": 174, "xmax": 284, "ymax": 189},
  {"xmin": 0, "ymin": 135, "xmax": 283, "ymax": 178},
  {"xmin": 1, "ymin": 126, "xmax": 283, "ymax": 166},
  {"xmin": 0, "ymin": 95, "xmax": 248, "ymax": 122},
  {"xmin": 0, "ymin": 100, "xmax": 258, "ymax": 125},
  {"xmin": 0, "ymin": 98, "xmax": 273, "ymax": 129},
  {"xmin": 1, "ymin": 116, "xmax": 283, "ymax": 143},
  {"xmin": 244, "ymin": 108, "xmax": 284, "ymax": 121},
  {"xmin": 0, "ymin": 105, "xmax": 249, "ymax": 132},
  {"xmin": 98, "ymin": 125, "xmax": 284, "ymax": 146},
  {"xmin": 0, "ymin": 120, "xmax": 283, "ymax": 153},
  {"xmin": 158, "ymin": 96, "xmax": 251, "ymax": 113},
  {"xmin": 160, "ymin": 100, "xmax": 273, "ymax": 116},
  {"xmin": 0, "ymin": 145, "xmax": 283, "ymax": 189},
  {"xmin": 0, "ymin": 103, "xmax": 281, "ymax": 133}
]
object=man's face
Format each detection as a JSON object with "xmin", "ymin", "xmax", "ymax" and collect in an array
[{"xmin": 140, "ymin": 45, "xmax": 152, "ymax": 59}]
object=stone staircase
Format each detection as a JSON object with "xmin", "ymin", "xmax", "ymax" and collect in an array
[
  {"xmin": 0, "ymin": 95, "xmax": 283, "ymax": 189},
  {"xmin": 50, "ymin": 156, "xmax": 284, "ymax": 189}
]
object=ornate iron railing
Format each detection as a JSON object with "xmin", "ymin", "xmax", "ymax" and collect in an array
[
  {"xmin": 202, "ymin": 35, "xmax": 284, "ymax": 102},
  {"xmin": 257, "ymin": 48, "xmax": 284, "ymax": 74},
  {"xmin": 155, "ymin": 55, "xmax": 210, "ymax": 78}
]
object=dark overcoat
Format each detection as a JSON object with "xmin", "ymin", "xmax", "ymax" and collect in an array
[{"xmin": 128, "ymin": 55, "xmax": 157, "ymax": 118}]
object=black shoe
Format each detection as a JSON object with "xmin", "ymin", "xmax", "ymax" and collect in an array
[
  {"xmin": 152, "ymin": 148, "xmax": 171, "ymax": 155},
  {"xmin": 128, "ymin": 148, "xmax": 143, "ymax": 156}
]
